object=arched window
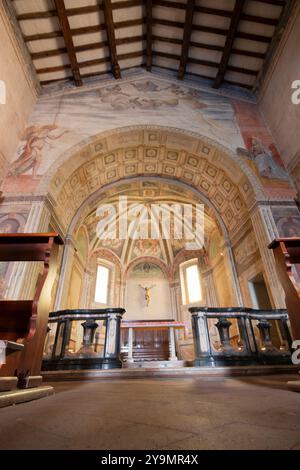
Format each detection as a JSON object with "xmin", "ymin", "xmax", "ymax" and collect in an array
[
  {"xmin": 180, "ymin": 259, "xmax": 202, "ymax": 305},
  {"xmin": 94, "ymin": 264, "xmax": 110, "ymax": 304}
]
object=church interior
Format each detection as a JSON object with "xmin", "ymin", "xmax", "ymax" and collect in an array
[{"xmin": 0, "ymin": 0, "xmax": 300, "ymax": 452}]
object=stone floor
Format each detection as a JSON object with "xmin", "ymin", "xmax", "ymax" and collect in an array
[{"xmin": 0, "ymin": 374, "xmax": 300, "ymax": 450}]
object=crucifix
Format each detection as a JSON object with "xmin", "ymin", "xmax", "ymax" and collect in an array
[{"xmin": 139, "ymin": 284, "xmax": 156, "ymax": 307}]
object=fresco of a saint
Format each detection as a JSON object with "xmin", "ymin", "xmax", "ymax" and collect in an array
[{"xmin": 237, "ymin": 137, "xmax": 291, "ymax": 181}]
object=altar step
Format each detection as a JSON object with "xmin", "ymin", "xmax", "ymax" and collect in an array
[
  {"xmin": 0, "ymin": 376, "xmax": 54, "ymax": 408},
  {"xmin": 123, "ymin": 360, "xmax": 186, "ymax": 369},
  {"xmin": 41, "ymin": 364, "xmax": 300, "ymax": 382},
  {"xmin": 121, "ymin": 346, "xmax": 170, "ymax": 362},
  {"xmin": 0, "ymin": 386, "xmax": 54, "ymax": 408}
]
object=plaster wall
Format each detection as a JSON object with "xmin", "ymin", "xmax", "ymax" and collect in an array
[
  {"xmin": 0, "ymin": 6, "xmax": 37, "ymax": 182},
  {"xmin": 259, "ymin": 4, "xmax": 300, "ymax": 172}
]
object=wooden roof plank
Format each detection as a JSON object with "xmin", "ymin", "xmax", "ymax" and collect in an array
[
  {"xmin": 213, "ymin": 0, "xmax": 246, "ymax": 89},
  {"xmin": 146, "ymin": 0, "xmax": 153, "ymax": 71},
  {"xmin": 53, "ymin": 0, "xmax": 82, "ymax": 86},
  {"xmin": 178, "ymin": 0, "xmax": 196, "ymax": 80},
  {"xmin": 103, "ymin": 0, "xmax": 121, "ymax": 79}
]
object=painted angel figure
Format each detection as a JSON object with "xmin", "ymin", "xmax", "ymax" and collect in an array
[
  {"xmin": 8, "ymin": 125, "xmax": 68, "ymax": 178},
  {"xmin": 139, "ymin": 284, "xmax": 156, "ymax": 307},
  {"xmin": 237, "ymin": 137, "xmax": 290, "ymax": 181}
]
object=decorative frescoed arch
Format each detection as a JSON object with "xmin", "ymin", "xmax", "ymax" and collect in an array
[{"xmin": 38, "ymin": 126, "xmax": 266, "ymax": 237}]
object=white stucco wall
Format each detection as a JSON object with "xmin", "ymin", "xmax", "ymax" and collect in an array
[{"xmin": 125, "ymin": 264, "xmax": 173, "ymax": 320}]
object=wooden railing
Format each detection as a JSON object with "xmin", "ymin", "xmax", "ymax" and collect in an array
[
  {"xmin": 0, "ymin": 233, "xmax": 63, "ymax": 376},
  {"xmin": 269, "ymin": 238, "xmax": 300, "ymax": 341}
]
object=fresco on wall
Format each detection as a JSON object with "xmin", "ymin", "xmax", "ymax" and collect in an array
[
  {"xmin": 4, "ymin": 76, "xmax": 244, "ymax": 192},
  {"xmin": 237, "ymin": 138, "xmax": 290, "ymax": 182},
  {"xmin": 272, "ymin": 206, "xmax": 300, "ymax": 237},
  {"xmin": 79, "ymin": 180, "xmax": 216, "ymax": 264},
  {"xmin": 3, "ymin": 74, "xmax": 295, "ymax": 204},
  {"xmin": 131, "ymin": 262, "xmax": 165, "ymax": 279},
  {"xmin": 7, "ymin": 125, "xmax": 68, "ymax": 178},
  {"xmin": 131, "ymin": 239, "xmax": 162, "ymax": 260},
  {"xmin": 233, "ymin": 100, "xmax": 295, "ymax": 199}
]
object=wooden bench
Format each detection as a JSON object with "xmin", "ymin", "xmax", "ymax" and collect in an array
[
  {"xmin": 0, "ymin": 233, "xmax": 63, "ymax": 376},
  {"xmin": 269, "ymin": 238, "xmax": 300, "ymax": 340}
]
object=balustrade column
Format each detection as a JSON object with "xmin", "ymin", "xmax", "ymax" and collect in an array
[
  {"xmin": 257, "ymin": 319, "xmax": 274, "ymax": 351},
  {"xmin": 169, "ymin": 280, "xmax": 180, "ymax": 321},
  {"xmin": 81, "ymin": 319, "xmax": 99, "ymax": 350},
  {"xmin": 190, "ymin": 310, "xmax": 211, "ymax": 366},
  {"xmin": 215, "ymin": 318, "xmax": 233, "ymax": 352},
  {"xmin": 52, "ymin": 319, "xmax": 71, "ymax": 359},
  {"xmin": 168, "ymin": 327, "xmax": 178, "ymax": 361},
  {"xmin": 103, "ymin": 310, "xmax": 124, "ymax": 369},
  {"xmin": 127, "ymin": 327, "xmax": 134, "ymax": 363}
]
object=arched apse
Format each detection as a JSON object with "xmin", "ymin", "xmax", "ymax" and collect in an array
[{"xmin": 54, "ymin": 178, "xmax": 245, "ymax": 311}]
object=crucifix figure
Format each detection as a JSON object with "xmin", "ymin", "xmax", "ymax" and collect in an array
[{"xmin": 139, "ymin": 284, "xmax": 156, "ymax": 307}]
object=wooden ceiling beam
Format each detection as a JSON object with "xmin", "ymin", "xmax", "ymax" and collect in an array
[
  {"xmin": 31, "ymin": 33, "xmax": 264, "ymax": 63},
  {"xmin": 255, "ymin": 0, "xmax": 285, "ymax": 5},
  {"xmin": 53, "ymin": 0, "xmax": 82, "ymax": 86},
  {"xmin": 17, "ymin": 0, "xmax": 283, "ymax": 21},
  {"xmin": 24, "ymin": 19, "xmax": 144, "ymax": 42},
  {"xmin": 151, "ymin": 0, "xmax": 278, "ymax": 24},
  {"xmin": 146, "ymin": 0, "xmax": 153, "ymax": 71},
  {"xmin": 24, "ymin": 19, "xmax": 270, "ymax": 44},
  {"xmin": 152, "ymin": 18, "xmax": 271, "ymax": 43},
  {"xmin": 36, "ymin": 50, "xmax": 144, "ymax": 75},
  {"xmin": 31, "ymin": 35, "xmax": 145, "ymax": 60},
  {"xmin": 213, "ymin": 0, "xmax": 246, "ymax": 89},
  {"xmin": 153, "ymin": 0, "xmax": 285, "ymax": 6},
  {"xmin": 112, "ymin": 0, "xmax": 143, "ymax": 9},
  {"xmin": 155, "ymin": 51, "xmax": 258, "ymax": 76},
  {"xmin": 39, "ymin": 63, "xmax": 145, "ymax": 86},
  {"xmin": 150, "ymin": 64, "xmax": 254, "ymax": 90},
  {"xmin": 153, "ymin": 35, "xmax": 266, "ymax": 59},
  {"xmin": 178, "ymin": 0, "xmax": 195, "ymax": 80},
  {"xmin": 103, "ymin": 0, "xmax": 121, "ymax": 79},
  {"xmin": 17, "ymin": 1, "xmax": 143, "ymax": 20}
]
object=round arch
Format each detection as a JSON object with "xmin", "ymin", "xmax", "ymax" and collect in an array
[
  {"xmin": 67, "ymin": 176, "xmax": 230, "ymax": 242},
  {"xmin": 39, "ymin": 125, "xmax": 265, "ymax": 200},
  {"xmin": 40, "ymin": 126, "xmax": 266, "ymax": 237}
]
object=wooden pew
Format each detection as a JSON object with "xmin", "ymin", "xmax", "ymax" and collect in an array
[
  {"xmin": 0, "ymin": 233, "xmax": 63, "ymax": 376},
  {"xmin": 269, "ymin": 238, "xmax": 300, "ymax": 341}
]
